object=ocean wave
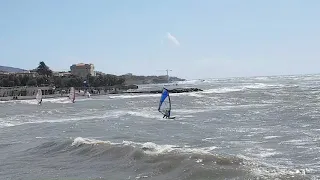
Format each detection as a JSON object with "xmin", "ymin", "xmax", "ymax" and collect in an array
[
  {"xmin": 3, "ymin": 97, "xmax": 74, "ymax": 105},
  {"xmin": 0, "ymin": 121, "xmax": 15, "ymax": 128},
  {"xmin": 109, "ymin": 91, "xmax": 205, "ymax": 100},
  {"xmin": 21, "ymin": 137, "xmax": 311, "ymax": 179},
  {"xmin": 109, "ymin": 94, "xmax": 160, "ymax": 99},
  {"xmin": 26, "ymin": 137, "xmax": 248, "ymax": 179},
  {"xmin": 1, "ymin": 108, "xmax": 199, "ymax": 128},
  {"xmin": 239, "ymin": 154, "xmax": 310, "ymax": 180},
  {"xmin": 202, "ymin": 83, "xmax": 283, "ymax": 94},
  {"xmin": 0, "ymin": 110, "xmax": 128, "ymax": 128},
  {"xmin": 3, "ymin": 96, "xmax": 97, "ymax": 105}
]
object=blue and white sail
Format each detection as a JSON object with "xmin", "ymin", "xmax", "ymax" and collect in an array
[{"xmin": 158, "ymin": 88, "xmax": 171, "ymax": 116}]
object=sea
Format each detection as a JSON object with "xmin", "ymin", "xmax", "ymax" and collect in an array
[{"xmin": 0, "ymin": 74, "xmax": 320, "ymax": 180}]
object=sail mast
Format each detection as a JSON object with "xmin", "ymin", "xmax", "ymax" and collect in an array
[{"xmin": 165, "ymin": 69, "xmax": 172, "ymax": 83}]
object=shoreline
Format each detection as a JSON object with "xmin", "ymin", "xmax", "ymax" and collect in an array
[
  {"xmin": 0, "ymin": 92, "xmax": 104, "ymax": 101},
  {"xmin": 0, "ymin": 87, "xmax": 203, "ymax": 101},
  {"xmin": 0, "ymin": 94, "xmax": 66, "ymax": 101}
]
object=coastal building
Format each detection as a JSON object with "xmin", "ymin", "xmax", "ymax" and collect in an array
[
  {"xmin": 70, "ymin": 63, "xmax": 95, "ymax": 78},
  {"xmin": 53, "ymin": 71, "xmax": 71, "ymax": 77}
]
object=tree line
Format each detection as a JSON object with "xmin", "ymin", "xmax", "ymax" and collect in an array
[{"xmin": 0, "ymin": 62, "xmax": 125, "ymax": 88}]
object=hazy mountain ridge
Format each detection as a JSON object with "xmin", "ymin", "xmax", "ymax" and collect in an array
[{"xmin": 0, "ymin": 66, "xmax": 27, "ymax": 73}]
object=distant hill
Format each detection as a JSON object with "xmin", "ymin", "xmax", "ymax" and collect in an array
[{"xmin": 0, "ymin": 66, "xmax": 27, "ymax": 73}]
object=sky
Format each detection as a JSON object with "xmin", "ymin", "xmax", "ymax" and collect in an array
[{"xmin": 0, "ymin": 0, "xmax": 320, "ymax": 80}]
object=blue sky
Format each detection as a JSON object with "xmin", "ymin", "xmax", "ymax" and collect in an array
[{"xmin": 1, "ymin": 0, "xmax": 320, "ymax": 79}]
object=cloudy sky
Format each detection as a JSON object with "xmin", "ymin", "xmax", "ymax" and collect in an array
[{"xmin": 1, "ymin": 0, "xmax": 320, "ymax": 79}]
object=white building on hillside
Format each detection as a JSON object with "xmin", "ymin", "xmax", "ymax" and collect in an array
[{"xmin": 70, "ymin": 63, "xmax": 95, "ymax": 78}]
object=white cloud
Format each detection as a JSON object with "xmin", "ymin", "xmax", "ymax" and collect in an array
[{"xmin": 166, "ymin": 32, "xmax": 180, "ymax": 46}]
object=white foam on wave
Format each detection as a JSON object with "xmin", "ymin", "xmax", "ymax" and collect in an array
[
  {"xmin": 9, "ymin": 97, "xmax": 74, "ymax": 105},
  {"xmin": 109, "ymin": 94, "xmax": 160, "ymax": 99},
  {"xmin": 173, "ymin": 108, "xmax": 211, "ymax": 114},
  {"xmin": 43, "ymin": 97, "xmax": 74, "ymax": 104},
  {"xmin": 176, "ymin": 79, "xmax": 204, "ymax": 85},
  {"xmin": 71, "ymin": 137, "xmax": 113, "ymax": 147},
  {"xmin": 1, "ymin": 110, "xmax": 129, "ymax": 128},
  {"xmin": 239, "ymin": 154, "xmax": 309, "ymax": 179},
  {"xmin": 126, "ymin": 109, "xmax": 187, "ymax": 120},
  {"xmin": 174, "ymin": 92, "xmax": 205, "ymax": 98},
  {"xmin": 201, "ymin": 137, "xmax": 220, "ymax": 142},
  {"xmin": 3, "ymin": 107, "xmax": 202, "ymax": 128},
  {"xmin": 244, "ymin": 83, "xmax": 273, "ymax": 89},
  {"xmin": 252, "ymin": 148, "xmax": 281, "ymax": 158},
  {"xmin": 202, "ymin": 83, "xmax": 282, "ymax": 94},
  {"xmin": 241, "ymin": 143, "xmax": 313, "ymax": 178},
  {"xmin": 71, "ymin": 137, "xmax": 218, "ymax": 156},
  {"xmin": 202, "ymin": 87, "xmax": 242, "ymax": 94},
  {"xmin": 279, "ymin": 139, "xmax": 314, "ymax": 146},
  {"xmin": 109, "ymin": 91, "xmax": 205, "ymax": 100},
  {"xmin": 126, "ymin": 111, "xmax": 161, "ymax": 119},
  {"xmin": 0, "ymin": 101, "xmax": 11, "ymax": 104},
  {"xmin": 213, "ymin": 104, "xmax": 270, "ymax": 111},
  {"xmin": 263, "ymin": 136, "xmax": 280, "ymax": 139},
  {"xmin": 0, "ymin": 121, "xmax": 15, "ymax": 128},
  {"xmin": 33, "ymin": 96, "xmax": 93, "ymax": 104},
  {"xmin": 252, "ymin": 76, "xmax": 271, "ymax": 81},
  {"xmin": 16, "ymin": 99, "xmax": 39, "ymax": 105},
  {"xmin": 136, "ymin": 141, "xmax": 218, "ymax": 155}
]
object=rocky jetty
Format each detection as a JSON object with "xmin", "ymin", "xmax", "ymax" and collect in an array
[{"xmin": 124, "ymin": 87, "xmax": 203, "ymax": 94}]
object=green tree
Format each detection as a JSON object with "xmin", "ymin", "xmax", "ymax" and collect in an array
[
  {"xmin": 27, "ymin": 79, "xmax": 37, "ymax": 86},
  {"xmin": 93, "ymin": 76, "xmax": 103, "ymax": 87},
  {"xmin": 61, "ymin": 77, "xmax": 70, "ymax": 88},
  {"xmin": 117, "ymin": 77, "xmax": 125, "ymax": 85},
  {"xmin": 36, "ymin": 61, "xmax": 52, "ymax": 77},
  {"xmin": 0, "ymin": 78, "xmax": 9, "ymax": 87},
  {"xmin": 8, "ymin": 81, "xmax": 15, "ymax": 87},
  {"xmin": 53, "ymin": 76, "xmax": 62, "ymax": 88},
  {"xmin": 8, "ymin": 74, "xmax": 15, "ymax": 81},
  {"xmin": 14, "ymin": 77, "xmax": 21, "ymax": 86},
  {"xmin": 36, "ymin": 75, "xmax": 50, "ymax": 86},
  {"xmin": 20, "ymin": 76, "xmax": 30, "ymax": 86},
  {"xmin": 87, "ymin": 75, "xmax": 95, "ymax": 87}
]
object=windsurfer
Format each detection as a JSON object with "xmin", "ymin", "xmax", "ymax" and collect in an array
[{"xmin": 163, "ymin": 109, "xmax": 170, "ymax": 118}]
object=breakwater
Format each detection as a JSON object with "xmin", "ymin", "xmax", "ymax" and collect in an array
[{"xmin": 123, "ymin": 88, "xmax": 203, "ymax": 94}]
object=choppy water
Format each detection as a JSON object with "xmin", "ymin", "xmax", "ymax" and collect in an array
[{"xmin": 1, "ymin": 74, "xmax": 320, "ymax": 180}]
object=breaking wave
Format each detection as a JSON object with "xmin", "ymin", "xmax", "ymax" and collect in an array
[
  {"xmin": 202, "ymin": 83, "xmax": 283, "ymax": 94},
  {"xmin": 20, "ymin": 137, "xmax": 310, "ymax": 180}
]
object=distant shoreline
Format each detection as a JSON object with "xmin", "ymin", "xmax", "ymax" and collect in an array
[
  {"xmin": 0, "ymin": 92, "xmax": 101, "ymax": 101},
  {"xmin": 0, "ymin": 86, "xmax": 203, "ymax": 101}
]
